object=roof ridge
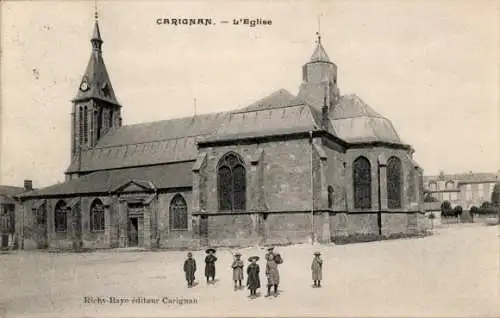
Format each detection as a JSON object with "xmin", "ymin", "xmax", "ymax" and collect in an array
[
  {"xmin": 94, "ymin": 134, "xmax": 211, "ymax": 150},
  {"xmin": 119, "ymin": 111, "xmax": 227, "ymax": 129},
  {"xmin": 232, "ymin": 102, "xmax": 306, "ymax": 115}
]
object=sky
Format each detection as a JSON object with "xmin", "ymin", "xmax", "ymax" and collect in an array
[{"xmin": 1, "ymin": 0, "xmax": 499, "ymax": 188}]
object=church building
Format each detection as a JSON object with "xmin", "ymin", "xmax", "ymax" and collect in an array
[{"xmin": 17, "ymin": 17, "xmax": 427, "ymax": 250}]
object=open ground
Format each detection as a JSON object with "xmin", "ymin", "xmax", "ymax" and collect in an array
[{"xmin": 0, "ymin": 224, "xmax": 498, "ymax": 317}]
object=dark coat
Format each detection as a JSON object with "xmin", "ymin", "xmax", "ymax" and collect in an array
[
  {"xmin": 205, "ymin": 255, "xmax": 217, "ymax": 277},
  {"xmin": 246, "ymin": 263, "xmax": 261, "ymax": 290},
  {"xmin": 183, "ymin": 258, "xmax": 196, "ymax": 281}
]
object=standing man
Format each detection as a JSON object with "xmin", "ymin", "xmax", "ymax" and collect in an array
[
  {"xmin": 311, "ymin": 252, "xmax": 323, "ymax": 288},
  {"xmin": 183, "ymin": 252, "xmax": 197, "ymax": 288},
  {"xmin": 204, "ymin": 248, "xmax": 217, "ymax": 284},
  {"xmin": 265, "ymin": 247, "xmax": 283, "ymax": 297}
]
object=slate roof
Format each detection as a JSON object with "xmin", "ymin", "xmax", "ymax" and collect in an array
[
  {"xmin": 240, "ymin": 89, "xmax": 297, "ymax": 111},
  {"xmin": 23, "ymin": 162, "xmax": 193, "ymax": 198},
  {"xmin": 0, "ymin": 185, "xmax": 25, "ymax": 197},
  {"xmin": 67, "ymin": 92, "xmax": 326, "ymax": 173},
  {"xmin": 329, "ymin": 94, "xmax": 402, "ymax": 144},
  {"xmin": 72, "ymin": 21, "xmax": 120, "ymax": 106},
  {"xmin": 309, "ymin": 40, "xmax": 331, "ymax": 63}
]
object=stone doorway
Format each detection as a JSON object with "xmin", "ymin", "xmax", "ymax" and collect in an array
[
  {"xmin": 127, "ymin": 202, "xmax": 145, "ymax": 248},
  {"xmin": 128, "ymin": 217, "xmax": 139, "ymax": 247}
]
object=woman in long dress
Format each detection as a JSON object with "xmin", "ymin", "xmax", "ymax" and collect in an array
[
  {"xmin": 246, "ymin": 256, "xmax": 261, "ymax": 298},
  {"xmin": 204, "ymin": 248, "xmax": 217, "ymax": 283}
]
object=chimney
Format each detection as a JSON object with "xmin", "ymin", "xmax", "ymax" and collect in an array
[{"xmin": 24, "ymin": 180, "xmax": 33, "ymax": 191}]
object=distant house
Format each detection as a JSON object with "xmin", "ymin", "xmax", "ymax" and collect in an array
[
  {"xmin": 423, "ymin": 171, "xmax": 500, "ymax": 211},
  {"xmin": 0, "ymin": 180, "xmax": 34, "ymax": 249}
]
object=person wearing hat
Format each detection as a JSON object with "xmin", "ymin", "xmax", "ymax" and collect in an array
[
  {"xmin": 265, "ymin": 247, "xmax": 283, "ymax": 297},
  {"xmin": 183, "ymin": 252, "xmax": 197, "ymax": 288},
  {"xmin": 265, "ymin": 247, "xmax": 275, "ymax": 262},
  {"xmin": 311, "ymin": 252, "xmax": 323, "ymax": 288},
  {"xmin": 246, "ymin": 256, "xmax": 261, "ymax": 298},
  {"xmin": 204, "ymin": 248, "xmax": 218, "ymax": 283},
  {"xmin": 231, "ymin": 252, "xmax": 244, "ymax": 290}
]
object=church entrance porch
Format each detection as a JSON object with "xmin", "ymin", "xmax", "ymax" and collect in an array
[
  {"xmin": 127, "ymin": 216, "xmax": 144, "ymax": 248},
  {"xmin": 126, "ymin": 202, "xmax": 145, "ymax": 248}
]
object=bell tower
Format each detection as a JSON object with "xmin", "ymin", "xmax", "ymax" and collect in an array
[
  {"xmin": 297, "ymin": 33, "xmax": 340, "ymax": 110},
  {"xmin": 70, "ymin": 11, "xmax": 122, "ymax": 158}
]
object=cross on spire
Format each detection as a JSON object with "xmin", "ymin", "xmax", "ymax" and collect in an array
[
  {"xmin": 316, "ymin": 14, "xmax": 322, "ymax": 44},
  {"xmin": 94, "ymin": 0, "xmax": 98, "ymax": 21}
]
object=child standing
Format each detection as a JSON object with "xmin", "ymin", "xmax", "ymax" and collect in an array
[
  {"xmin": 311, "ymin": 252, "xmax": 323, "ymax": 288},
  {"xmin": 204, "ymin": 248, "xmax": 217, "ymax": 283},
  {"xmin": 231, "ymin": 252, "xmax": 244, "ymax": 290},
  {"xmin": 246, "ymin": 256, "xmax": 261, "ymax": 298},
  {"xmin": 183, "ymin": 252, "xmax": 196, "ymax": 288}
]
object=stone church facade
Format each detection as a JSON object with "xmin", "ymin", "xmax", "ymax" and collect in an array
[{"xmin": 18, "ymin": 19, "xmax": 427, "ymax": 250}]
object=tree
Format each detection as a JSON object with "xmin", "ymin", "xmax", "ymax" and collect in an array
[
  {"xmin": 441, "ymin": 201, "xmax": 452, "ymax": 210},
  {"xmin": 470, "ymin": 206, "xmax": 478, "ymax": 215},
  {"xmin": 491, "ymin": 182, "xmax": 500, "ymax": 206},
  {"xmin": 481, "ymin": 201, "xmax": 490, "ymax": 209},
  {"xmin": 453, "ymin": 205, "xmax": 463, "ymax": 218},
  {"xmin": 441, "ymin": 201, "xmax": 453, "ymax": 218}
]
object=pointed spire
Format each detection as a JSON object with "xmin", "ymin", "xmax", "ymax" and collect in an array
[
  {"xmin": 72, "ymin": 6, "xmax": 120, "ymax": 106},
  {"xmin": 310, "ymin": 32, "xmax": 330, "ymax": 63}
]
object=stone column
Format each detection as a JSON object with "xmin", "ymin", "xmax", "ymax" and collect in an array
[
  {"xmin": 118, "ymin": 199, "xmax": 128, "ymax": 248},
  {"xmin": 143, "ymin": 207, "xmax": 151, "ymax": 250},
  {"xmin": 104, "ymin": 204, "xmax": 111, "ymax": 247},
  {"xmin": 138, "ymin": 217, "xmax": 144, "ymax": 248},
  {"xmin": 378, "ymin": 166, "xmax": 388, "ymax": 210}
]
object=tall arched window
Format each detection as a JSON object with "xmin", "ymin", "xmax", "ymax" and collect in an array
[
  {"xmin": 353, "ymin": 157, "xmax": 372, "ymax": 209},
  {"xmin": 170, "ymin": 194, "xmax": 188, "ymax": 230},
  {"xmin": 327, "ymin": 186, "xmax": 334, "ymax": 209},
  {"xmin": 79, "ymin": 107, "xmax": 84, "ymax": 145},
  {"xmin": 90, "ymin": 199, "xmax": 105, "ymax": 232},
  {"xmin": 387, "ymin": 157, "xmax": 402, "ymax": 209},
  {"xmin": 54, "ymin": 200, "xmax": 67, "ymax": 233},
  {"xmin": 445, "ymin": 180, "xmax": 454, "ymax": 189},
  {"xmin": 83, "ymin": 106, "xmax": 88, "ymax": 143},
  {"xmin": 217, "ymin": 152, "xmax": 246, "ymax": 211},
  {"xmin": 37, "ymin": 204, "xmax": 46, "ymax": 225}
]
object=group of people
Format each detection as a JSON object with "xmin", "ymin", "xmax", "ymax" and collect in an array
[{"xmin": 183, "ymin": 247, "xmax": 324, "ymax": 299}]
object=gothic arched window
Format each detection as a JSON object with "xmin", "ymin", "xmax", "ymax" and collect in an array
[
  {"xmin": 170, "ymin": 194, "xmax": 188, "ymax": 230},
  {"xmin": 54, "ymin": 200, "xmax": 67, "ymax": 233},
  {"xmin": 327, "ymin": 186, "xmax": 334, "ymax": 209},
  {"xmin": 37, "ymin": 203, "xmax": 46, "ymax": 225},
  {"xmin": 79, "ymin": 106, "xmax": 84, "ymax": 145},
  {"xmin": 353, "ymin": 157, "xmax": 372, "ymax": 209},
  {"xmin": 83, "ymin": 106, "xmax": 88, "ymax": 143},
  {"xmin": 90, "ymin": 199, "xmax": 105, "ymax": 232},
  {"xmin": 217, "ymin": 152, "xmax": 246, "ymax": 211},
  {"xmin": 445, "ymin": 180, "xmax": 454, "ymax": 189},
  {"xmin": 387, "ymin": 157, "xmax": 402, "ymax": 209}
]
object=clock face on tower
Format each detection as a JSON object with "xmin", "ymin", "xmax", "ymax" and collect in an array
[{"xmin": 80, "ymin": 81, "xmax": 89, "ymax": 92}]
